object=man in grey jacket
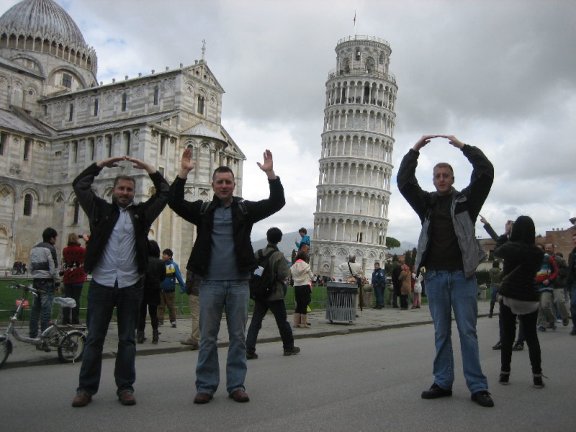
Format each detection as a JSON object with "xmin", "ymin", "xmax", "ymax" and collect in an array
[
  {"xmin": 397, "ymin": 135, "xmax": 494, "ymax": 408},
  {"xmin": 246, "ymin": 227, "xmax": 300, "ymax": 359},
  {"xmin": 29, "ymin": 227, "xmax": 60, "ymax": 342}
]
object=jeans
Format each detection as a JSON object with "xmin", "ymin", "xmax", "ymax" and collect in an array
[
  {"xmin": 424, "ymin": 270, "xmax": 488, "ymax": 394},
  {"xmin": 500, "ymin": 304, "xmax": 541, "ymax": 375},
  {"xmin": 63, "ymin": 283, "xmax": 84, "ymax": 325},
  {"xmin": 29, "ymin": 279, "xmax": 55, "ymax": 338},
  {"xmin": 78, "ymin": 279, "xmax": 142, "ymax": 395},
  {"xmin": 537, "ymin": 291, "xmax": 555, "ymax": 328},
  {"xmin": 246, "ymin": 299, "xmax": 294, "ymax": 353},
  {"xmin": 196, "ymin": 280, "xmax": 249, "ymax": 395},
  {"xmin": 373, "ymin": 284, "xmax": 385, "ymax": 307}
]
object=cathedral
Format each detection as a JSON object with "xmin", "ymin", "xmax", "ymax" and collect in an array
[{"xmin": 0, "ymin": 0, "xmax": 245, "ymax": 269}]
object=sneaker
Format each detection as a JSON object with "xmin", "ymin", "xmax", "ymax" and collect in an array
[
  {"xmin": 283, "ymin": 346, "xmax": 301, "ymax": 356},
  {"xmin": 533, "ymin": 374, "xmax": 545, "ymax": 389},
  {"xmin": 571, "ymin": 328, "xmax": 576, "ymax": 336},
  {"xmin": 499, "ymin": 372, "xmax": 510, "ymax": 385},
  {"xmin": 562, "ymin": 318, "xmax": 569, "ymax": 327},
  {"xmin": 492, "ymin": 341, "xmax": 502, "ymax": 350},
  {"xmin": 537, "ymin": 325, "xmax": 546, "ymax": 332},
  {"xmin": 512, "ymin": 342, "xmax": 524, "ymax": 351},
  {"xmin": 471, "ymin": 390, "xmax": 494, "ymax": 407},
  {"xmin": 170, "ymin": 321, "xmax": 177, "ymax": 328},
  {"xmin": 421, "ymin": 383, "xmax": 452, "ymax": 399},
  {"xmin": 246, "ymin": 352, "xmax": 258, "ymax": 360}
]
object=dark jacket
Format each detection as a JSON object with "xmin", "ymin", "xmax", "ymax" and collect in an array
[
  {"xmin": 256, "ymin": 244, "xmax": 290, "ymax": 302},
  {"xmin": 567, "ymin": 247, "xmax": 576, "ymax": 286},
  {"xmin": 73, "ymin": 163, "xmax": 169, "ymax": 274},
  {"xmin": 397, "ymin": 145, "xmax": 494, "ymax": 277},
  {"xmin": 494, "ymin": 241, "xmax": 543, "ymax": 302},
  {"xmin": 143, "ymin": 257, "xmax": 166, "ymax": 305},
  {"xmin": 168, "ymin": 175, "xmax": 285, "ymax": 276}
]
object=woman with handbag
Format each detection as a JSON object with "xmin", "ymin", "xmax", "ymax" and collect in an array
[{"xmin": 494, "ymin": 215, "xmax": 545, "ymax": 388}]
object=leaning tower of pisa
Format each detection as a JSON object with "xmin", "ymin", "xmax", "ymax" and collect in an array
[{"xmin": 311, "ymin": 35, "xmax": 398, "ymax": 278}]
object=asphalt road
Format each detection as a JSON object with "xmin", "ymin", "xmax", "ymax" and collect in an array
[{"xmin": 0, "ymin": 318, "xmax": 574, "ymax": 432}]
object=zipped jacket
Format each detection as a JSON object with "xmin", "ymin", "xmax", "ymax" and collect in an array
[
  {"xmin": 73, "ymin": 163, "xmax": 169, "ymax": 274},
  {"xmin": 168, "ymin": 175, "xmax": 285, "ymax": 276},
  {"xmin": 397, "ymin": 145, "xmax": 494, "ymax": 278}
]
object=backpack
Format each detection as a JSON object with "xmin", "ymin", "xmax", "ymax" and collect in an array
[{"xmin": 249, "ymin": 248, "xmax": 277, "ymax": 301}]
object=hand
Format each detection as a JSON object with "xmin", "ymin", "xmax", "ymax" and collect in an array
[
  {"xmin": 125, "ymin": 157, "xmax": 155, "ymax": 174},
  {"xmin": 97, "ymin": 156, "xmax": 126, "ymax": 169},
  {"xmin": 442, "ymin": 135, "xmax": 465, "ymax": 149},
  {"xmin": 479, "ymin": 215, "xmax": 488, "ymax": 225},
  {"xmin": 178, "ymin": 147, "xmax": 196, "ymax": 178},
  {"xmin": 256, "ymin": 149, "xmax": 276, "ymax": 179},
  {"xmin": 412, "ymin": 135, "xmax": 441, "ymax": 151}
]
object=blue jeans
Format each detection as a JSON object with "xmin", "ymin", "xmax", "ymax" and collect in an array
[
  {"xmin": 77, "ymin": 279, "xmax": 142, "ymax": 395},
  {"xmin": 424, "ymin": 270, "xmax": 488, "ymax": 394},
  {"xmin": 246, "ymin": 299, "xmax": 294, "ymax": 353},
  {"xmin": 373, "ymin": 284, "xmax": 385, "ymax": 307},
  {"xmin": 29, "ymin": 279, "xmax": 55, "ymax": 338},
  {"xmin": 196, "ymin": 280, "xmax": 249, "ymax": 395}
]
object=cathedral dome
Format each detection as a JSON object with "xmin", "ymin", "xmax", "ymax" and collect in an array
[{"xmin": 0, "ymin": 0, "xmax": 88, "ymax": 51}]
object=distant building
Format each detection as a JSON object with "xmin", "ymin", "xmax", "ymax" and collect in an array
[
  {"xmin": 311, "ymin": 35, "xmax": 397, "ymax": 277},
  {"xmin": 0, "ymin": 0, "xmax": 244, "ymax": 268},
  {"xmin": 478, "ymin": 225, "xmax": 576, "ymax": 268}
]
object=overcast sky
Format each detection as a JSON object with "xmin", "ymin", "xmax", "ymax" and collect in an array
[{"xmin": 4, "ymin": 0, "xmax": 575, "ymax": 245}]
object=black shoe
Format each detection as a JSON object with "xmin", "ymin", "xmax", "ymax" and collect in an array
[
  {"xmin": 246, "ymin": 352, "xmax": 258, "ymax": 360},
  {"xmin": 533, "ymin": 374, "xmax": 545, "ymax": 389},
  {"xmin": 499, "ymin": 372, "xmax": 510, "ymax": 385},
  {"xmin": 284, "ymin": 346, "xmax": 301, "ymax": 356},
  {"xmin": 471, "ymin": 390, "xmax": 494, "ymax": 407},
  {"xmin": 571, "ymin": 328, "xmax": 576, "ymax": 336},
  {"xmin": 512, "ymin": 342, "xmax": 524, "ymax": 351},
  {"xmin": 421, "ymin": 383, "xmax": 452, "ymax": 399},
  {"xmin": 492, "ymin": 341, "xmax": 502, "ymax": 350}
]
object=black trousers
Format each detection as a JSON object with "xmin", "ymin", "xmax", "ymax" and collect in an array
[{"xmin": 500, "ymin": 303, "xmax": 541, "ymax": 375}]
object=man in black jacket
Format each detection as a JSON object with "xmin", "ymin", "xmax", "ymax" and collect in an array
[
  {"xmin": 398, "ymin": 134, "xmax": 494, "ymax": 408},
  {"xmin": 71, "ymin": 156, "xmax": 169, "ymax": 408},
  {"xmin": 169, "ymin": 148, "xmax": 285, "ymax": 404}
]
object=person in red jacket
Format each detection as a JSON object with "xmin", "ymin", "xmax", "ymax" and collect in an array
[{"xmin": 62, "ymin": 233, "xmax": 87, "ymax": 325}]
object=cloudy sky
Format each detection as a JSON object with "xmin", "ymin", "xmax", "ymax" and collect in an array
[{"xmin": 4, "ymin": 0, "xmax": 575, "ymax": 244}]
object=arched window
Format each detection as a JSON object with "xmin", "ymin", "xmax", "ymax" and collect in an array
[
  {"xmin": 23, "ymin": 193, "xmax": 33, "ymax": 216},
  {"xmin": 197, "ymin": 95, "xmax": 205, "ymax": 115},
  {"xmin": 73, "ymin": 198, "xmax": 80, "ymax": 224}
]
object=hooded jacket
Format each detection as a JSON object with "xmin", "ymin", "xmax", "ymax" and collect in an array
[
  {"xmin": 397, "ymin": 145, "xmax": 494, "ymax": 278},
  {"xmin": 494, "ymin": 241, "xmax": 544, "ymax": 302}
]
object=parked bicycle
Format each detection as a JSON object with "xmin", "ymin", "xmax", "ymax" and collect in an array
[{"xmin": 0, "ymin": 283, "xmax": 86, "ymax": 368}]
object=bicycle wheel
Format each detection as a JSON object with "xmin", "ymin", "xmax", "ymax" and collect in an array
[
  {"xmin": 57, "ymin": 330, "xmax": 85, "ymax": 363},
  {"xmin": 0, "ymin": 337, "xmax": 13, "ymax": 369}
]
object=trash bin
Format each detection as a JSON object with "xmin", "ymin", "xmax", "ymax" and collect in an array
[{"xmin": 325, "ymin": 282, "xmax": 357, "ymax": 323}]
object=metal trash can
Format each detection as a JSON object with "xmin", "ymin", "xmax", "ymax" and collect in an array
[{"xmin": 325, "ymin": 282, "xmax": 357, "ymax": 323}]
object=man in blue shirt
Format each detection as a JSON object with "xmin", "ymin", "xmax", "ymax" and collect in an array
[
  {"xmin": 158, "ymin": 248, "xmax": 186, "ymax": 328},
  {"xmin": 371, "ymin": 262, "xmax": 386, "ymax": 309}
]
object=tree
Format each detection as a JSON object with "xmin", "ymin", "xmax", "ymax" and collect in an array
[{"xmin": 386, "ymin": 237, "xmax": 401, "ymax": 249}]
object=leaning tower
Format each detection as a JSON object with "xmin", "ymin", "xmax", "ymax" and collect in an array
[{"xmin": 311, "ymin": 35, "xmax": 398, "ymax": 278}]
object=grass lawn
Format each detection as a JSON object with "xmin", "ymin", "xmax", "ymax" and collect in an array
[{"xmin": 0, "ymin": 278, "xmax": 333, "ymax": 324}]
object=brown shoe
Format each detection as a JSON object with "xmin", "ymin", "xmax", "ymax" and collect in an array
[
  {"xmin": 71, "ymin": 390, "xmax": 92, "ymax": 407},
  {"xmin": 193, "ymin": 392, "xmax": 213, "ymax": 404},
  {"xmin": 229, "ymin": 389, "xmax": 250, "ymax": 403},
  {"xmin": 118, "ymin": 390, "xmax": 136, "ymax": 406}
]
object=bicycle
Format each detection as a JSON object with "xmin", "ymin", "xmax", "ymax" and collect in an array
[{"xmin": 0, "ymin": 283, "xmax": 87, "ymax": 368}]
